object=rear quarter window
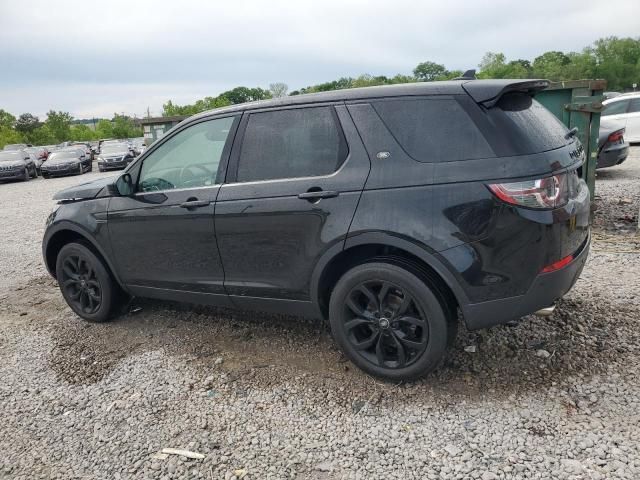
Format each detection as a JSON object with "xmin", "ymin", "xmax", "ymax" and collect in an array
[{"xmin": 372, "ymin": 97, "xmax": 495, "ymax": 162}]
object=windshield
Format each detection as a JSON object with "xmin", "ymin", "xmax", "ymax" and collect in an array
[
  {"xmin": 48, "ymin": 152, "xmax": 78, "ymax": 161},
  {"xmin": 101, "ymin": 145, "xmax": 128, "ymax": 154},
  {"xmin": 0, "ymin": 151, "xmax": 23, "ymax": 162}
]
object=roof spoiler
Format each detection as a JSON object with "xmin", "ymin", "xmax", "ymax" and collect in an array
[{"xmin": 462, "ymin": 79, "xmax": 550, "ymax": 108}]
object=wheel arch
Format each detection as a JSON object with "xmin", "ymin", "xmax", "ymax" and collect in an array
[
  {"xmin": 311, "ymin": 232, "xmax": 469, "ymax": 321},
  {"xmin": 43, "ymin": 223, "xmax": 126, "ymax": 291}
]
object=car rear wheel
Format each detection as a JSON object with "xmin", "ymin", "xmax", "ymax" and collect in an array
[
  {"xmin": 329, "ymin": 262, "xmax": 449, "ymax": 381},
  {"xmin": 56, "ymin": 242, "xmax": 120, "ymax": 323}
]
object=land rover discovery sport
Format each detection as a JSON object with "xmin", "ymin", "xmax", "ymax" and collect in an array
[{"xmin": 42, "ymin": 79, "xmax": 590, "ymax": 381}]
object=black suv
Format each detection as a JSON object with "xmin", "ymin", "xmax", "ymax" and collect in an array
[{"xmin": 42, "ymin": 80, "xmax": 590, "ymax": 381}]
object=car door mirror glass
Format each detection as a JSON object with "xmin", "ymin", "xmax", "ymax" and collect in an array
[{"xmin": 115, "ymin": 173, "xmax": 134, "ymax": 196}]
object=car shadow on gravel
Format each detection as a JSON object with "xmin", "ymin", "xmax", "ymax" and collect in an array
[{"xmin": 32, "ymin": 279, "xmax": 638, "ymax": 400}]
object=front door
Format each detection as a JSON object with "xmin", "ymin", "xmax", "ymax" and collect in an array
[
  {"xmin": 215, "ymin": 104, "xmax": 370, "ymax": 306},
  {"xmin": 107, "ymin": 115, "xmax": 239, "ymax": 301}
]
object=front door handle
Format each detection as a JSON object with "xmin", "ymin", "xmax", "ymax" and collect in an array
[
  {"xmin": 180, "ymin": 198, "xmax": 210, "ymax": 209},
  {"xmin": 297, "ymin": 190, "xmax": 339, "ymax": 201}
]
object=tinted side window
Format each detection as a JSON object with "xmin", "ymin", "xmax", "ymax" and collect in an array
[
  {"xmin": 628, "ymin": 98, "xmax": 640, "ymax": 113},
  {"xmin": 236, "ymin": 107, "xmax": 346, "ymax": 182},
  {"xmin": 138, "ymin": 116, "xmax": 235, "ymax": 192},
  {"xmin": 602, "ymin": 100, "xmax": 630, "ymax": 116},
  {"xmin": 372, "ymin": 98, "xmax": 494, "ymax": 162}
]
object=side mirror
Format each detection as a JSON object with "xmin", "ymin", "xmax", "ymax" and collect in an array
[{"xmin": 114, "ymin": 173, "xmax": 134, "ymax": 196}]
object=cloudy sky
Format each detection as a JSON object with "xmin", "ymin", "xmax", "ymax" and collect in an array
[{"xmin": 1, "ymin": 0, "xmax": 638, "ymax": 119}]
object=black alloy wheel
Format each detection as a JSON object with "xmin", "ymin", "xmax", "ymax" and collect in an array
[
  {"xmin": 56, "ymin": 242, "xmax": 120, "ymax": 322},
  {"xmin": 59, "ymin": 254, "xmax": 103, "ymax": 315},
  {"xmin": 329, "ymin": 261, "xmax": 450, "ymax": 381},
  {"xmin": 342, "ymin": 280, "xmax": 428, "ymax": 369}
]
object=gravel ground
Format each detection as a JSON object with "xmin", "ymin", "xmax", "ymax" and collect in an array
[{"xmin": 0, "ymin": 150, "xmax": 639, "ymax": 480}]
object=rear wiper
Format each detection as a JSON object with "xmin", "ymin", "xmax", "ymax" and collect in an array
[{"xmin": 565, "ymin": 127, "xmax": 579, "ymax": 140}]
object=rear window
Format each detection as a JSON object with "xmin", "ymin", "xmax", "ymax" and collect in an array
[
  {"xmin": 236, "ymin": 106, "xmax": 347, "ymax": 182},
  {"xmin": 372, "ymin": 98, "xmax": 494, "ymax": 162},
  {"xmin": 484, "ymin": 93, "xmax": 569, "ymax": 156}
]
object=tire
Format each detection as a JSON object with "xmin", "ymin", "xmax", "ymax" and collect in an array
[
  {"xmin": 77, "ymin": 163, "xmax": 84, "ymax": 175},
  {"xmin": 30, "ymin": 166, "xmax": 37, "ymax": 178},
  {"xmin": 99, "ymin": 167, "xmax": 105, "ymax": 173},
  {"xmin": 329, "ymin": 262, "xmax": 449, "ymax": 381},
  {"xmin": 22, "ymin": 167, "xmax": 30, "ymax": 181},
  {"xmin": 55, "ymin": 242, "xmax": 120, "ymax": 322}
]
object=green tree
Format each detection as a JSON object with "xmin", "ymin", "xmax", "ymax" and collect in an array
[
  {"xmin": 70, "ymin": 124, "xmax": 96, "ymax": 141},
  {"xmin": 26, "ymin": 125, "xmax": 56, "ymax": 145},
  {"xmin": 111, "ymin": 115, "xmax": 141, "ymax": 139},
  {"xmin": 95, "ymin": 119, "xmax": 114, "ymax": 139},
  {"xmin": 591, "ymin": 36, "xmax": 640, "ymax": 90},
  {"xmin": 413, "ymin": 61, "xmax": 448, "ymax": 81},
  {"xmin": 0, "ymin": 109, "xmax": 16, "ymax": 129},
  {"xmin": 15, "ymin": 113, "xmax": 41, "ymax": 134},
  {"xmin": 0, "ymin": 127, "xmax": 23, "ymax": 149},
  {"xmin": 45, "ymin": 110, "xmax": 73, "ymax": 142},
  {"xmin": 219, "ymin": 86, "xmax": 271, "ymax": 104}
]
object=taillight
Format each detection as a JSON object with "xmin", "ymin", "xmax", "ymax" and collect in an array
[
  {"xmin": 488, "ymin": 172, "xmax": 573, "ymax": 209},
  {"xmin": 607, "ymin": 129, "xmax": 624, "ymax": 143}
]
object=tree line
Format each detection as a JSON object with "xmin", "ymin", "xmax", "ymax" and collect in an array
[
  {"xmin": 1, "ymin": 36, "xmax": 638, "ymax": 149},
  {"xmin": 162, "ymin": 36, "xmax": 639, "ymax": 114},
  {"xmin": 0, "ymin": 110, "xmax": 142, "ymax": 149}
]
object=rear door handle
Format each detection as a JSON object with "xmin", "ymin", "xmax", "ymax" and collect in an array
[
  {"xmin": 180, "ymin": 198, "xmax": 210, "ymax": 209},
  {"xmin": 297, "ymin": 190, "xmax": 339, "ymax": 201}
]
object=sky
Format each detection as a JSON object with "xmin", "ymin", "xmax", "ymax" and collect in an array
[{"xmin": 1, "ymin": 0, "xmax": 639, "ymax": 119}]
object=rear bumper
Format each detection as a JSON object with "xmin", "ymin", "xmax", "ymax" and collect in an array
[
  {"xmin": 597, "ymin": 143, "xmax": 629, "ymax": 169},
  {"xmin": 463, "ymin": 234, "xmax": 590, "ymax": 330}
]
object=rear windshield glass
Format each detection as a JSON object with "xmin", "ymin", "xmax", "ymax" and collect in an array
[
  {"xmin": 483, "ymin": 93, "xmax": 569, "ymax": 156},
  {"xmin": 372, "ymin": 98, "xmax": 494, "ymax": 162}
]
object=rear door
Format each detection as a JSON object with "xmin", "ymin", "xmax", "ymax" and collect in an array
[
  {"xmin": 625, "ymin": 98, "xmax": 640, "ymax": 142},
  {"xmin": 107, "ymin": 115, "xmax": 239, "ymax": 301},
  {"xmin": 215, "ymin": 104, "xmax": 370, "ymax": 307}
]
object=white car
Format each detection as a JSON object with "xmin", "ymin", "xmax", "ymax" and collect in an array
[{"xmin": 601, "ymin": 92, "xmax": 640, "ymax": 143}]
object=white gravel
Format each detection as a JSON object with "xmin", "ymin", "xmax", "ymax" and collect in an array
[{"xmin": 0, "ymin": 150, "xmax": 639, "ymax": 479}]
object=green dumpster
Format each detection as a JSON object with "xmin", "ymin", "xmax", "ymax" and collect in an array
[{"xmin": 534, "ymin": 79, "xmax": 607, "ymax": 202}]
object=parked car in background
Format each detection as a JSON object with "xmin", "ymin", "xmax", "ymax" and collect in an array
[
  {"xmin": 603, "ymin": 91, "xmax": 622, "ymax": 100},
  {"xmin": 41, "ymin": 150, "xmax": 88, "ymax": 178},
  {"xmin": 97, "ymin": 143, "xmax": 134, "ymax": 172},
  {"xmin": 601, "ymin": 92, "xmax": 640, "ymax": 143},
  {"xmin": 57, "ymin": 146, "xmax": 92, "ymax": 171},
  {"xmin": 2, "ymin": 143, "xmax": 31, "ymax": 151},
  {"xmin": 24, "ymin": 146, "xmax": 49, "ymax": 174},
  {"xmin": 597, "ymin": 119, "xmax": 629, "ymax": 169},
  {"xmin": 43, "ymin": 79, "xmax": 591, "ymax": 381},
  {"xmin": 131, "ymin": 138, "xmax": 146, "ymax": 156},
  {"xmin": 69, "ymin": 142, "xmax": 94, "ymax": 161},
  {"xmin": 0, "ymin": 150, "xmax": 38, "ymax": 181}
]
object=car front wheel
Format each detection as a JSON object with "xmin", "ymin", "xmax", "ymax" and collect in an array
[
  {"xmin": 55, "ymin": 242, "xmax": 120, "ymax": 322},
  {"xmin": 329, "ymin": 261, "xmax": 450, "ymax": 381}
]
